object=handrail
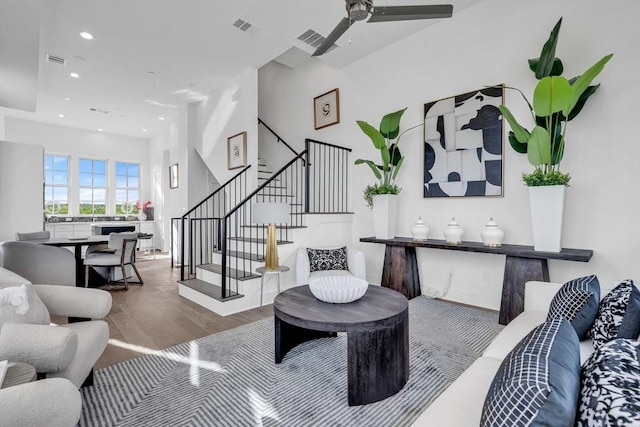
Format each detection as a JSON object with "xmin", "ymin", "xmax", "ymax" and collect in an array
[
  {"xmin": 258, "ymin": 118, "xmax": 302, "ymax": 162},
  {"xmin": 305, "ymin": 138, "xmax": 353, "ymax": 152},
  {"xmin": 182, "ymin": 165, "xmax": 251, "ymax": 218}
]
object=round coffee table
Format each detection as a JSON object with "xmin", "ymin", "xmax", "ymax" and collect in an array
[{"xmin": 273, "ymin": 284, "xmax": 409, "ymax": 406}]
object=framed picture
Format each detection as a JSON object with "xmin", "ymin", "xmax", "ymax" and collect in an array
[
  {"xmin": 169, "ymin": 163, "xmax": 179, "ymax": 189},
  {"xmin": 314, "ymin": 88, "xmax": 340, "ymax": 130},
  {"xmin": 423, "ymin": 85, "xmax": 504, "ymax": 198},
  {"xmin": 227, "ymin": 131, "xmax": 247, "ymax": 170}
]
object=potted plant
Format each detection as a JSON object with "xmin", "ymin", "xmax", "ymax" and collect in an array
[
  {"xmin": 499, "ymin": 18, "xmax": 613, "ymax": 252},
  {"xmin": 355, "ymin": 108, "xmax": 421, "ymax": 239}
]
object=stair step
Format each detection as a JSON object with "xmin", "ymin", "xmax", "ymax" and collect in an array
[
  {"xmin": 258, "ymin": 163, "xmax": 267, "ymax": 167},
  {"xmin": 258, "ymin": 170, "xmax": 272, "ymax": 174},
  {"xmin": 257, "ymin": 193, "xmax": 295, "ymax": 198},
  {"xmin": 258, "ymin": 177, "xmax": 280, "ymax": 181},
  {"xmin": 178, "ymin": 278, "xmax": 244, "ymax": 302},
  {"xmin": 213, "ymin": 250, "xmax": 265, "ymax": 261},
  {"xmin": 228, "ymin": 236, "xmax": 293, "ymax": 245},
  {"xmin": 198, "ymin": 263, "xmax": 260, "ymax": 281},
  {"xmin": 239, "ymin": 225, "xmax": 307, "ymax": 230}
]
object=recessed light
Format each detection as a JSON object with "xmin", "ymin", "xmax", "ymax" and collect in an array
[
  {"xmin": 157, "ymin": 117, "xmax": 165, "ymax": 121},
  {"xmin": 70, "ymin": 72, "xmax": 80, "ymax": 79},
  {"xmin": 63, "ymin": 97, "xmax": 71, "ymax": 101},
  {"xmin": 98, "ymin": 128, "xmax": 103, "ymax": 132},
  {"xmin": 58, "ymin": 114, "xmax": 65, "ymax": 118},
  {"xmin": 142, "ymin": 128, "xmax": 148, "ymax": 132},
  {"xmin": 79, "ymin": 32, "xmax": 94, "ymax": 40}
]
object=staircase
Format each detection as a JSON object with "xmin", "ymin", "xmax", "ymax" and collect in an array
[{"xmin": 177, "ymin": 121, "xmax": 352, "ymax": 315}]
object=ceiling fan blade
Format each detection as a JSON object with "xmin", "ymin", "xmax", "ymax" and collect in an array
[
  {"xmin": 368, "ymin": 4, "xmax": 453, "ymax": 23},
  {"xmin": 312, "ymin": 17, "xmax": 351, "ymax": 57}
]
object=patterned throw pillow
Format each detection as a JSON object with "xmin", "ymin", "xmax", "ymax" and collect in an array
[
  {"xmin": 591, "ymin": 280, "xmax": 640, "ymax": 349},
  {"xmin": 547, "ymin": 275, "xmax": 600, "ymax": 339},
  {"xmin": 481, "ymin": 318, "xmax": 581, "ymax": 427},
  {"xmin": 307, "ymin": 247, "xmax": 349, "ymax": 272},
  {"xmin": 577, "ymin": 339, "xmax": 640, "ymax": 426}
]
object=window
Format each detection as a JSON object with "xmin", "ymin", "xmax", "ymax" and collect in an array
[
  {"xmin": 79, "ymin": 158, "xmax": 107, "ymax": 214},
  {"xmin": 44, "ymin": 154, "xmax": 70, "ymax": 214},
  {"xmin": 115, "ymin": 162, "xmax": 140, "ymax": 214}
]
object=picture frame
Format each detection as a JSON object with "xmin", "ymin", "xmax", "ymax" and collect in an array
[
  {"xmin": 313, "ymin": 88, "xmax": 340, "ymax": 130},
  {"xmin": 423, "ymin": 85, "xmax": 504, "ymax": 198},
  {"xmin": 227, "ymin": 131, "xmax": 247, "ymax": 170},
  {"xmin": 169, "ymin": 163, "xmax": 179, "ymax": 189}
]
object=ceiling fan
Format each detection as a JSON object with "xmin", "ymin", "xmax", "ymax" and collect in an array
[{"xmin": 312, "ymin": 0, "xmax": 453, "ymax": 57}]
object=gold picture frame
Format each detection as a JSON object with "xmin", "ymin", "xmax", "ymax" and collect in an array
[
  {"xmin": 314, "ymin": 88, "xmax": 340, "ymax": 130},
  {"xmin": 227, "ymin": 131, "xmax": 247, "ymax": 170}
]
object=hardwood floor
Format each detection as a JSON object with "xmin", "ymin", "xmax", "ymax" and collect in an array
[{"xmin": 92, "ymin": 254, "xmax": 273, "ymax": 369}]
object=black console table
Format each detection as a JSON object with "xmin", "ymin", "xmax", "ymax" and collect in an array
[{"xmin": 360, "ymin": 237, "xmax": 593, "ymax": 325}]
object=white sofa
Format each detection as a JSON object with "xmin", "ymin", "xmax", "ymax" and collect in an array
[
  {"xmin": 411, "ymin": 280, "xmax": 595, "ymax": 426},
  {"xmin": 296, "ymin": 245, "xmax": 366, "ymax": 286}
]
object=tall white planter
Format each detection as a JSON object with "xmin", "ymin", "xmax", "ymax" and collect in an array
[
  {"xmin": 372, "ymin": 194, "xmax": 398, "ymax": 240},
  {"xmin": 528, "ymin": 185, "xmax": 567, "ymax": 252}
]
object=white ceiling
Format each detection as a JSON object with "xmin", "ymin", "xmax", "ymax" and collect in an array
[{"xmin": 0, "ymin": 0, "xmax": 481, "ymax": 139}]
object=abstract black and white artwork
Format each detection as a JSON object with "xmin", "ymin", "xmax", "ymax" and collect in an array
[{"xmin": 423, "ymin": 86, "xmax": 504, "ymax": 197}]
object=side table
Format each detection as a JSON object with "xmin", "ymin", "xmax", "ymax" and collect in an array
[
  {"xmin": 256, "ymin": 266, "xmax": 290, "ymax": 306},
  {"xmin": 1, "ymin": 362, "xmax": 36, "ymax": 389}
]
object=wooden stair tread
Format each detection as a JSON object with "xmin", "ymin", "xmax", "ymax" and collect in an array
[
  {"xmin": 213, "ymin": 250, "xmax": 265, "ymax": 261},
  {"xmin": 239, "ymin": 224, "xmax": 306, "ymax": 230},
  {"xmin": 198, "ymin": 263, "xmax": 260, "ymax": 280},
  {"xmin": 227, "ymin": 236, "xmax": 293, "ymax": 245},
  {"xmin": 178, "ymin": 278, "xmax": 244, "ymax": 301}
]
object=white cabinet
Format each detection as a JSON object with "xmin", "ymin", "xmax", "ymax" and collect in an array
[{"xmin": 46, "ymin": 223, "xmax": 93, "ymax": 238}]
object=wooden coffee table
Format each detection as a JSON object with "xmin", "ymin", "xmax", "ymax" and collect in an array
[{"xmin": 273, "ymin": 285, "xmax": 409, "ymax": 406}]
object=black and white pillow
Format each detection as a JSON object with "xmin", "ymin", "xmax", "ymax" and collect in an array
[
  {"xmin": 307, "ymin": 247, "xmax": 349, "ymax": 272},
  {"xmin": 577, "ymin": 339, "xmax": 640, "ymax": 426},
  {"xmin": 591, "ymin": 280, "xmax": 640, "ymax": 349},
  {"xmin": 481, "ymin": 317, "xmax": 581, "ymax": 427},
  {"xmin": 547, "ymin": 275, "xmax": 600, "ymax": 339}
]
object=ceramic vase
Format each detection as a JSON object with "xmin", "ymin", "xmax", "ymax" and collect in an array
[
  {"xmin": 481, "ymin": 217, "xmax": 504, "ymax": 247},
  {"xmin": 372, "ymin": 194, "xmax": 398, "ymax": 240},
  {"xmin": 529, "ymin": 185, "xmax": 566, "ymax": 252},
  {"xmin": 411, "ymin": 217, "xmax": 429, "ymax": 241}
]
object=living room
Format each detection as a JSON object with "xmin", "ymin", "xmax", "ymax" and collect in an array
[{"xmin": 1, "ymin": 0, "xmax": 639, "ymax": 425}]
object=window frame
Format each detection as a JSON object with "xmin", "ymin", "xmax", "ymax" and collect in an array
[
  {"xmin": 44, "ymin": 154, "xmax": 71, "ymax": 215},
  {"xmin": 78, "ymin": 157, "xmax": 108, "ymax": 215}
]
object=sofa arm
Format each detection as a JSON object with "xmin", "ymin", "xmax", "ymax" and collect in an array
[
  {"xmin": 33, "ymin": 285, "xmax": 112, "ymax": 319},
  {"xmin": 0, "ymin": 378, "xmax": 82, "ymax": 426},
  {"xmin": 0, "ymin": 323, "xmax": 77, "ymax": 373},
  {"xmin": 296, "ymin": 248, "xmax": 311, "ymax": 286},
  {"xmin": 347, "ymin": 247, "xmax": 367, "ymax": 281},
  {"xmin": 524, "ymin": 281, "xmax": 563, "ymax": 312}
]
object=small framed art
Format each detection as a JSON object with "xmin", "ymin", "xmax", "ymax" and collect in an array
[
  {"xmin": 227, "ymin": 131, "xmax": 247, "ymax": 170},
  {"xmin": 169, "ymin": 163, "xmax": 179, "ymax": 189},
  {"xmin": 314, "ymin": 88, "xmax": 340, "ymax": 130}
]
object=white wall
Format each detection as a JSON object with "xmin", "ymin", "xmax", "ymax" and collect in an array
[{"xmin": 259, "ymin": 0, "xmax": 640, "ymax": 309}]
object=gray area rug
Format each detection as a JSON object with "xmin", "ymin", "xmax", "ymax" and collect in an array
[{"xmin": 80, "ymin": 297, "xmax": 503, "ymax": 426}]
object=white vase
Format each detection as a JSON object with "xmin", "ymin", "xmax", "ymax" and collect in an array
[
  {"xmin": 372, "ymin": 194, "xmax": 398, "ymax": 240},
  {"xmin": 529, "ymin": 185, "xmax": 566, "ymax": 252},
  {"xmin": 137, "ymin": 212, "xmax": 147, "ymax": 221}
]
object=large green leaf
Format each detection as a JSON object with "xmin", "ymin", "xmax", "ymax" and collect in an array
[
  {"xmin": 380, "ymin": 145, "xmax": 391, "ymax": 170},
  {"xmin": 527, "ymin": 126, "xmax": 551, "ymax": 166},
  {"xmin": 535, "ymin": 18, "xmax": 563, "ymax": 79},
  {"xmin": 528, "ymin": 57, "xmax": 564, "ymax": 77},
  {"xmin": 498, "ymin": 105, "xmax": 531, "ymax": 143},
  {"xmin": 563, "ymin": 53, "xmax": 613, "ymax": 117},
  {"xmin": 389, "ymin": 143, "xmax": 402, "ymax": 166},
  {"xmin": 379, "ymin": 108, "xmax": 407, "ymax": 139},
  {"xmin": 355, "ymin": 159, "xmax": 382, "ymax": 179},
  {"xmin": 533, "ymin": 76, "xmax": 573, "ymax": 116},
  {"xmin": 567, "ymin": 84, "xmax": 599, "ymax": 121},
  {"xmin": 508, "ymin": 132, "xmax": 528, "ymax": 153},
  {"xmin": 392, "ymin": 157, "xmax": 404, "ymax": 180},
  {"xmin": 357, "ymin": 120, "xmax": 386, "ymax": 149}
]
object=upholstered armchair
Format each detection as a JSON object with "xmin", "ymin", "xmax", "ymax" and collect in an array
[
  {"xmin": 0, "ymin": 241, "xmax": 76, "ymax": 286},
  {"xmin": 0, "ymin": 267, "xmax": 111, "ymax": 388},
  {"xmin": 296, "ymin": 245, "xmax": 367, "ymax": 286}
]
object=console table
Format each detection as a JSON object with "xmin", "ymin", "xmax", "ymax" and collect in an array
[{"xmin": 360, "ymin": 237, "xmax": 593, "ymax": 325}]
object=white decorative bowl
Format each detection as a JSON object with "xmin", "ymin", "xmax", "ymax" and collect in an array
[{"xmin": 308, "ymin": 276, "xmax": 369, "ymax": 304}]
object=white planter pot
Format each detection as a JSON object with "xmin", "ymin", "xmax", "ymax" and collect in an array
[
  {"xmin": 529, "ymin": 185, "xmax": 567, "ymax": 252},
  {"xmin": 372, "ymin": 194, "xmax": 398, "ymax": 240}
]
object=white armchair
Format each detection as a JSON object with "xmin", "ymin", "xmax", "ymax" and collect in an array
[{"xmin": 296, "ymin": 245, "xmax": 367, "ymax": 286}]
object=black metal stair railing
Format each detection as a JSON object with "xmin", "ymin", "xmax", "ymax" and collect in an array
[{"xmin": 179, "ymin": 165, "xmax": 251, "ymax": 281}]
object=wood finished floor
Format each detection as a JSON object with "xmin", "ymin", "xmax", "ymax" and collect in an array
[{"xmin": 92, "ymin": 255, "xmax": 273, "ymax": 369}]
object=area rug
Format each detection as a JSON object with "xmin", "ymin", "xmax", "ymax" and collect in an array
[{"xmin": 80, "ymin": 297, "xmax": 503, "ymax": 426}]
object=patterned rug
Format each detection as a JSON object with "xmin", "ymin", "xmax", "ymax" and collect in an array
[{"xmin": 80, "ymin": 297, "xmax": 503, "ymax": 426}]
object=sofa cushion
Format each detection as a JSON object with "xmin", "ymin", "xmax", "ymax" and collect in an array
[
  {"xmin": 576, "ymin": 339, "xmax": 640, "ymax": 426},
  {"xmin": 481, "ymin": 318, "xmax": 581, "ymax": 427},
  {"xmin": 0, "ymin": 283, "xmax": 50, "ymax": 325},
  {"xmin": 307, "ymin": 247, "xmax": 348, "ymax": 272},
  {"xmin": 547, "ymin": 275, "xmax": 600, "ymax": 339},
  {"xmin": 482, "ymin": 310, "xmax": 547, "ymax": 360},
  {"xmin": 591, "ymin": 280, "xmax": 640, "ymax": 350}
]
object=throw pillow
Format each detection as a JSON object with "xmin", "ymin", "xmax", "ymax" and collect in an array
[
  {"xmin": 591, "ymin": 280, "xmax": 640, "ymax": 350},
  {"xmin": 0, "ymin": 282, "xmax": 50, "ymax": 325},
  {"xmin": 576, "ymin": 339, "xmax": 640, "ymax": 426},
  {"xmin": 547, "ymin": 274, "xmax": 600, "ymax": 339},
  {"xmin": 307, "ymin": 247, "xmax": 349, "ymax": 272},
  {"xmin": 481, "ymin": 318, "xmax": 581, "ymax": 427}
]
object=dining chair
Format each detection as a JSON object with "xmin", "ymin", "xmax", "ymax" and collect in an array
[
  {"xmin": 84, "ymin": 232, "xmax": 143, "ymax": 290},
  {"xmin": 15, "ymin": 230, "xmax": 50, "ymax": 241}
]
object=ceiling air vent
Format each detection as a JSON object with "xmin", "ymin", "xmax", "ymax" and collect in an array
[
  {"xmin": 45, "ymin": 53, "xmax": 66, "ymax": 66},
  {"xmin": 233, "ymin": 18, "xmax": 260, "ymax": 35},
  {"xmin": 297, "ymin": 29, "xmax": 338, "ymax": 53}
]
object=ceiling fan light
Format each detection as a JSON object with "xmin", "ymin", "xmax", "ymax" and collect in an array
[{"xmin": 348, "ymin": 3, "xmax": 370, "ymax": 21}]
